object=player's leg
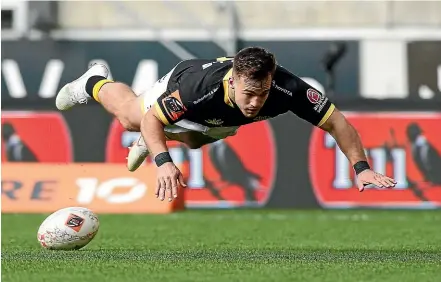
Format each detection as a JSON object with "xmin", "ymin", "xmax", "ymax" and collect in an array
[
  {"xmin": 95, "ymin": 82, "xmax": 143, "ymax": 131},
  {"xmin": 55, "ymin": 64, "xmax": 143, "ymax": 132}
]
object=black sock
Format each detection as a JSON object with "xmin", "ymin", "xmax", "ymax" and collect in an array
[{"xmin": 86, "ymin": 76, "xmax": 107, "ymax": 96}]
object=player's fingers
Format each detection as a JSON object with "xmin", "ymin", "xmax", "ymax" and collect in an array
[
  {"xmin": 164, "ymin": 176, "xmax": 172, "ymax": 202},
  {"xmin": 372, "ymin": 178, "xmax": 385, "ymax": 189},
  {"xmin": 159, "ymin": 178, "xmax": 167, "ymax": 201},
  {"xmin": 159, "ymin": 188, "xmax": 166, "ymax": 201},
  {"xmin": 178, "ymin": 172, "xmax": 187, "ymax": 188},
  {"xmin": 155, "ymin": 179, "xmax": 161, "ymax": 198},
  {"xmin": 380, "ymin": 179, "xmax": 391, "ymax": 188},
  {"xmin": 378, "ymin": 177, "xmax": 392, "ymax": 188},
  {"xmin": 167, "ymin": 187, "xmax": 173, "ymax": 202},
  {"xmin": 384, "ymin": 178, "xmax": 397, "ymax": 188},
  {"xmin": 357, "ymin": 180, "xmax": 365, "ymax": 192},
  {"xmin": 168, "ymin": 176, "xmax": 177, "ymax": 202},
  {"xmin": 387, "ymin": 177, "xmax": 397, "ymax": 184},
  {"xmin": 171, "ymin": 175, "xmax": 179, "ymax": 199},
  {"xmin": 377, "ymin": 175, "xmax": 395, "ymax": 188}
]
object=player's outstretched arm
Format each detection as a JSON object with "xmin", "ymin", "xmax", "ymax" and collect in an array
[
  {"xmin": 141, "ymin": 107, "xmax": 186, "ymax": 202},
  {"xmin": 319, "ymin": 108, "xmax": 397, "ymax": 191},
  {"xmin": 281, "ymin": 72, "xmax": 397, "ymax": 191},
  {"xmin": 319, "ymin": 107, "xmax": 366, "ymax": 167}
]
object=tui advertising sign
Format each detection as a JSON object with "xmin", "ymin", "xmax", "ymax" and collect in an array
[{"xmin": 309, "ymin": 112, "xmax": 441, "ymax": 208}]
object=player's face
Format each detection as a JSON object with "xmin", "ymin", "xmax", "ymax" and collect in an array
[{"xmin": 233, "ymin": 74, "xmax": 272, "ymax": 118}]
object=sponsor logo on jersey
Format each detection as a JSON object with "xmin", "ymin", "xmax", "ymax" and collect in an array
[
  {"xmin": 309, "ymin": 112, "xmax": 441, "ymax": 208},
  {"xmin": 272, "ymin": 80, "xmax": 292, "ymax": 96},
  {"xmin": 205, "ymin": 118, "xmax": 224, "ymax": 126},
  {"xmin": 193, "ymin": 85, "xmax": 220, "ymax": 105}
]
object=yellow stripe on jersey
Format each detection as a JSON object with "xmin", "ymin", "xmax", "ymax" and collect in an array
[
  {"xmin": 222, "ymin": 68, "xmax": 234, "ymax": 108},
  {"xmin": 317, "ymin": 103, "xmax": 335, "ymax": 127},
  {"xmin": 154, "ymin": 102, "xmax": 170, "ymax": 125}
]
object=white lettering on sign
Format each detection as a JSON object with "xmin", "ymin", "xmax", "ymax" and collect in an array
[{"xmin": 76, "ymin": 177, "xmax": 147, "ymax": 204}]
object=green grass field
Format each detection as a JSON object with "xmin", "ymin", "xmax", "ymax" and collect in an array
[{"xmin": 2, "ymin": 210, "xmax": 441, "ymax": 282}]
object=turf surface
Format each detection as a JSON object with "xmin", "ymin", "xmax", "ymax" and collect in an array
[{"xmin": 2, "ymin": 210, "xmax": 441, "ymax": 282}]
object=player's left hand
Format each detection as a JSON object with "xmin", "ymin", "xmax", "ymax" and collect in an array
[{"xmin": 356, "ymin": 169, "xmax": 397, "ymax": 192}]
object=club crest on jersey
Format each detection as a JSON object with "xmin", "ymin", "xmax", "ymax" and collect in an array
[
  {"xmin": 65, "ymin": 213, "xmax": 85, "ymax": 232},
  {"xmin": 307, "ymin": 88, "xmax": 322, "ymax": 104}
]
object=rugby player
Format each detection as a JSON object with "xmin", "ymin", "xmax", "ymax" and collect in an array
[{"xmin": 56, "ymin": 47, "xmax": 397, "ymax": 202}]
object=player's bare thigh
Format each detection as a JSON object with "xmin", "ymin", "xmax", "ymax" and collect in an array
[
  {"xmin": 119, "ymin": 95, "xmax": 144, "ymax": 131},
  {"xmin": 165, "ymin": 131, "xmax": 219, "ymax": 149},
  {"xmin": 98, "ymin": 82, "xmax": 144, "ymax": 132}
]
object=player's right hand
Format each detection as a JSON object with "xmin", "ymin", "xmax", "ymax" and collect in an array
[
  {"xmin": 155, "ymin": 162, "xmax": 187, "ymax": 202},
  {"xmin": 356, "ymin": 169, "xmax": 396, "ymax": 192}
]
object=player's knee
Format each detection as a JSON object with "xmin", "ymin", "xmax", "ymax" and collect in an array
[
  {"xmin": 119, "ymin": 117, "xmax": 138, "ymax": 132},
  {"xmin": 118, "ymin": 99, "xmax": 141, "ymax": 131},
  {"xmin": 118, "ymin": 113, "xmax": 139, "ymax": 132}
]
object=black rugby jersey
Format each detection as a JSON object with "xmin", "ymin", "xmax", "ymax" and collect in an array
[{"xmin": 154, "ymin": 57, "xmax": 335, "ymax": 128}]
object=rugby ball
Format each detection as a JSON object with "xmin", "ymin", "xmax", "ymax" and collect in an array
[{"xmin": 37, "ymin": 207, "xmax": 100, "ymax": 250}]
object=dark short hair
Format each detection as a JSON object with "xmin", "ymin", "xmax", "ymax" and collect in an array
[{"xmin": 233, "ymin": 47, "xmax": 276, "ymax": 81}]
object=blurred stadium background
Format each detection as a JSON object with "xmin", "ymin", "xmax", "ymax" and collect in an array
[{"xmin": 1, "ymin": 1, "xmax": 441, "ymax": 282}]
